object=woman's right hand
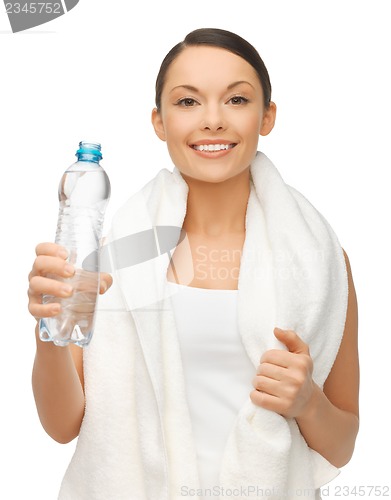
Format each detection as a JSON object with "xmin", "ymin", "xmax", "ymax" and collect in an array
[{"xmin": 27, "ymin": 242, "xmax": 113, "ymax": 321}]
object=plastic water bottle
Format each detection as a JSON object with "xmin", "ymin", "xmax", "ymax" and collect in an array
[{"xmin": 39, "ymin": 141, "xmax": 111, "ymax": 347}]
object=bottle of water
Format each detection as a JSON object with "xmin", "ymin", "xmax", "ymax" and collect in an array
[{"xmin": 39, "ymin": 141, "xmax": 111, "ymax": 347}]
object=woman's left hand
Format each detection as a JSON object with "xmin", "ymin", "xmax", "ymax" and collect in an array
[{"xmin": 250, "ymin": 327, "xmax": 316, "ymax": 419}]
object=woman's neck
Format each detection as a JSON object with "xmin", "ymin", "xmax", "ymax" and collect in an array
[{"xmin": 181, "ymin": 168, "xmax": 251, "ymax": 238}]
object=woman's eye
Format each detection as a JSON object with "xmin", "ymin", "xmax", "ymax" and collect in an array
[
  {"xmin": 177, "ymin": 98, "xmax": 198, "ymax": 107},
  {"xmin": 229, "ymin": 96, "xmax": 249, "ymax": 105}
]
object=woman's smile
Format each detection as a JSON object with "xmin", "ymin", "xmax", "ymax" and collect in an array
[{"xmin": 189, "ymin": 140, "xmax": 237, "ymax": 159}]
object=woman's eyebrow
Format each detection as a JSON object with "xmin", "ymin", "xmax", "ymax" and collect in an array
[
  {"xmin": 169, "ymin": 81, "xmax": 255, "ymax": 94},
  {"xmin": 169, "ymin": 84, "xmax": 198, "ymax": 94},
  {"xmin": 227, "ymin": 80, "xmax": 255, "ymax": 90}
]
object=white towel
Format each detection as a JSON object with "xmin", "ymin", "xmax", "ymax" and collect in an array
[{"xmin": 59, "ymin": 151, "xmax": 348, "ymax": 500}]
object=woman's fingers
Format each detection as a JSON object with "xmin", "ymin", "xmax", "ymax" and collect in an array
[
  {"xmin": 29, "ymin": 275, "xmax": 73, "ymax": 298},
  {"xmin": 28, "ymin": 295, "xmax": 62, "ymax": 320},
  {"xmin": 35, "ymin": 242, "xmax": 69, "ymax": 259},
  {"xmin": 28, "ymin": 243, "xmax": 73, "ymax": 321},
  {"xmin": 30, "ymin": 255, "xmax": 75, "ymax": 280},
  {"xmin": 256, "ymin": 362, "xmax": 285, "ymax": 380},
  {"xmin": 99, "ymin": 272, "xmax": 113, "ymax": 294},
  {"xmin": 29, "ymin": 242, "xmax": 74, "ymax": 282},
  {"xmin": 28, "ymin": 275, "xmax": 73, "ymax": 320}
]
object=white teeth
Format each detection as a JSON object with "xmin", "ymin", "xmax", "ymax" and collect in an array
[{"xmin": 193, "ymin": 144, "xmax": 232, "ymax": 151}]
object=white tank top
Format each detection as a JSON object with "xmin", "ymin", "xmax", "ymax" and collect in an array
[{"xmin": 166, "ymin": 281, "xmax": 255, "ymax": 492}]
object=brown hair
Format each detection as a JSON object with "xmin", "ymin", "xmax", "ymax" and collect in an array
[{"xmin": 155, "ymin": 28, "xmax": 272, "ymax": 112}]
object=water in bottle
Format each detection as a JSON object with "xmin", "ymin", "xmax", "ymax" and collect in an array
[{"xmin": 39, "ymin": 141, "xmax": 111, "ymax": 347}]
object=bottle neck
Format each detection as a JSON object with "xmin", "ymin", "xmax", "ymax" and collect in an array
[
  {"xmin": 76, "ymin": 153, "xmax": 101, "ymax": 163},
  {"xmin": 76, "ymin": 142, "xmax": 102, "ymax": 164}
]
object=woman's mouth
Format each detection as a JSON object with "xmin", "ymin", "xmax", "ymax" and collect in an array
[
  {"xmin": 190, "ymin": 143, "xmax": 236, "ymax": 152},
  {"xmin": 189, "ymin": 143, "xmax": 237, "ymax": 159}
]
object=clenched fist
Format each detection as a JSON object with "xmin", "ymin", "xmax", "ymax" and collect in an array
[
  {"xmin": 250, "ymin": 327, "xmax": 315, "ymax": 419},
  {"xmin": 28, "ymin": 242, "xmax": 113, "ymax": 321}
]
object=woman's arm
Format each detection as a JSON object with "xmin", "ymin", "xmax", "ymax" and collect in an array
[
  {"xmin": 250, "ymin": 249, "xmax": 359, "ymax": 468},
  {"xmin": 295, "ymin": 249, "xmax": 359, "ymax": 467},
  {"xmin": 29, "ymin": 242, "xmax": 112, "ymax": 444},
  {"xmin": 32, "ymin": 322, "xmax": 86, "ymax": 444}
]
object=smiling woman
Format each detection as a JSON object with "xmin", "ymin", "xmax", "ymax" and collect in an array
[
  {"xmin": 151, "ymin": 36, "xmax": 276, "ymax": 185},
  {"xmin": 28, "ymin": 27, "xmax": 359, "ymax": 500}
]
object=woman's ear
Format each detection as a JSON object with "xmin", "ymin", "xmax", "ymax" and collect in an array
[
  {"xmin": 260, "ymin": 101, "xmax": 277, "ymax": 137},
  {"xmin": 151, "ymin": 108, "xmax": 166, "ymax": 141}
]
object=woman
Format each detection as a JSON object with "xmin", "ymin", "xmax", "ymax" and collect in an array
[{"xmin": 28, "ymin": 28, "xmax": 359, "ymax": 499}]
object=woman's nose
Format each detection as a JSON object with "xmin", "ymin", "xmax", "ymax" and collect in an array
[{"xmin": 200, "ymin": 105, "xmax": 227, "ymax": 131}]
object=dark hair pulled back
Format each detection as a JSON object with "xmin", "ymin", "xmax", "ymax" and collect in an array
[{"xmin": 155, "ymin": 28, "xmax": 272, "ymax": 112}]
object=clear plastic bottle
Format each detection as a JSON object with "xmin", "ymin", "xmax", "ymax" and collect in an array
[{"xmin": 39, "ymin": 141, "xmax": 111, "ymax": 347}]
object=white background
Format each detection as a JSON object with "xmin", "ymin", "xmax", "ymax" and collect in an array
[{"xmin": 1, "ymin": 1, "xmax": 390, "ymax": 498}]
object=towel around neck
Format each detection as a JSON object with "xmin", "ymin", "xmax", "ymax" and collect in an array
[{"xmin": 58, "ymin": 151, "xmax": 348, "ymax": 500}]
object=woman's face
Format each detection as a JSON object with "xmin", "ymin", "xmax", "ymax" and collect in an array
[{"xmin": 152, "ymin": 45, "xmax": 276, "ymax": 184}]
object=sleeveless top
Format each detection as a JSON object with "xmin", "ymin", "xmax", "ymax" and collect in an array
[{"xmin": 166, "ymin": 280, "xmax": 255, "ymax": 493}]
